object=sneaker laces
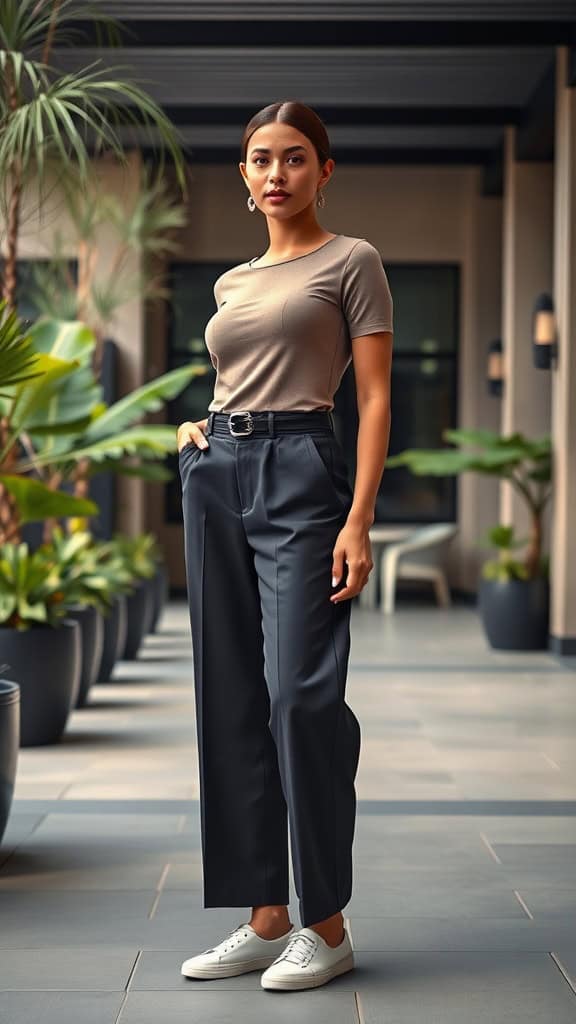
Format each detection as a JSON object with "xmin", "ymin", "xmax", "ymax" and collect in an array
[
  {"xmin": 275, "ymin": 930, "xmax": 317, "ymax": 966},
  {"xmin": 205, "ymin": 922, "xmax": 250, "ymax": 955}
]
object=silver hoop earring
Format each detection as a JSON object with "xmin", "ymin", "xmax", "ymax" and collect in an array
[
  {"xmin": 316, "ymin": 189, "xmax": 326, "ymax": 209},
  {"xmin": 247, "ymin": 194, "xmax": 256, "ymax": 213}
]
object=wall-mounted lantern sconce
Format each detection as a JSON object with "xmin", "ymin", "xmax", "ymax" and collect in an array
[
  {"xmin": 533, "ymin": 293, "xmax": 557, "ymax": 369},
  {"xmin": 487, "ymin": 338, "xmax": 503, "ymax": 396}
]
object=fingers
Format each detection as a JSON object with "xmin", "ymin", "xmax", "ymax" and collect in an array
[
  {"xmin": 330, "ymin": 559, "xmax": 372, "ymax": 603},
  {"xmin": 331, "ymin": 549, "xmax": 344, "ymax": 589},
  {"xmin": 176, "ymin": 420, "xmax": 210, "ymax": 453}
]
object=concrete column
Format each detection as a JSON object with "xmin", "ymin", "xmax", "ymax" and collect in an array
[
  {"xmin": 455, "ymin": 169, "xmax": 501, "ymax": 592},
  {"xmin": 550, "ymin": 47, "xmax": 576, "ymax": 654},
  {"xmin": 499, "ymin": 126, "xmax": 553, "ymax": 545},
  {"xmin": 93, "ymin": 150, "xmax": 145, "ymax": 536}
]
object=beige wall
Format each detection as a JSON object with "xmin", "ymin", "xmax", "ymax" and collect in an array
[{"xmin": 153, "ymin": 163, "xmax": 504, "ymax": 592}]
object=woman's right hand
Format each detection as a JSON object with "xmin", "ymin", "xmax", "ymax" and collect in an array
[{"xmin": 177, "ymin": 418, "xmax": 209, "ymax": 453}]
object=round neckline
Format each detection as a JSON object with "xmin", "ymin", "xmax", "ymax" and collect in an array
[{"xmin": 248, "ymin": 234, "xmax": 341, "ymax": 269}]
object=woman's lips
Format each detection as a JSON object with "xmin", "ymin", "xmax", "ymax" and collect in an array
[{"xmin": 266, "ymin": 194, "xmax": 290, "ymax": 202}]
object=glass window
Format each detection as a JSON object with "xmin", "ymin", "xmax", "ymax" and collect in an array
[{"xmin": 334, "ymin": 263, "xmax": 459, "ymax": 524}]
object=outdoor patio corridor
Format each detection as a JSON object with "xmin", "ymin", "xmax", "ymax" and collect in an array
[{"xmin": 1, "ymin": 598, "xmax": 576, "ymax": 1023}]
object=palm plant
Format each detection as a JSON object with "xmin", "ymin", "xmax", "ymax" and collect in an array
[
  {"xmin": 0, "ymin": 306, "xmax": 206, "ymax": 544},
  {"xmin": 0, "ymin": 0, "xmax": 187, "ymax": 311},
  {"xmin": 26, "ymin": 164, "xmax": 188, "ymax": 373},
  {"xmin": 385, "ymin": 428, "xmax": 552, "ymax": 581}
]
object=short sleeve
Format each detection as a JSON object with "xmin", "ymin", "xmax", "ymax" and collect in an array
[
  {"xmin": 213, "ymin": 277, "xmax": 225, "ymax": 311},
  {"xmin": 341, "ymin": 239, "xmax": 393, "ymax": 338}
]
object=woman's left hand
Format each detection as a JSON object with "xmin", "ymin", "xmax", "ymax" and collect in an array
[{"xmin": 330, "ymin": 519, "xmax": 373, "ymax": 603}]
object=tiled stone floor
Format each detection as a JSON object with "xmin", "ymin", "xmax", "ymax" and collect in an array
[{"xmin": 1, "ymin": 598, "xmax": 576, "ymax": 1022}]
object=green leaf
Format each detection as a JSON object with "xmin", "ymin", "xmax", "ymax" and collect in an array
[
  {"xmin": 87, "ymin": 460, "xmax": 174, "ymax": 482},
  {"xmin": 0, "ymin": 300, "xmax": 44, "ymax": 390},
  {"xmin": 82, "ymin": 365, "xmax": 205, "ymax": 440},
  {"xmin": 0, "ymin": 474, "xmax": 98, "ymax": 524},
  {"xmin": 17, "ymin": 425, "xmax": 179, "ymax": 470}
]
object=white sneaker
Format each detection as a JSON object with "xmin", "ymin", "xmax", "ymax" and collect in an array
[
  {"xmin": 260, "ymin": 923, "xmax": 355, "ymax": 990},
  {"xmin": 181, "ymin": 921, "xmax": 296, "ymax": 979}
]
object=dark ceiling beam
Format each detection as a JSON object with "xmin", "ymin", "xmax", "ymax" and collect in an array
[
  {"xmin": 515, "ymin": 60, "xmax": 556, "ymax": 161},
  {"xmin": 95, "ymin": 0, "xmax": 576, "ymax": 16},
  {"xmin": 138, "ymin": 144, "xmax": 500, "ymax": 167},
  {"xmin": 569, "ymin": 46, "xmax": 576, "ymax": 85},
  {"xmin": 51, "ymin": 46, "xmax": 554, "ymax": 110},
  {"xmin": 69, "ymin": 20, "xmax": 576, "ymax": 47},
  {"xmin": 163, "ymin": 105, "xmax": 525, "ymax": 128}
]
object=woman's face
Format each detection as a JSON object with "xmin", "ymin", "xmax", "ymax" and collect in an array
[{"xmin": 240, "ymin": 122, "xmax": 333, "ymax": 218}]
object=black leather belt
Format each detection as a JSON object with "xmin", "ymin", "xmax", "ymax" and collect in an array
[{"xmin": 206, "ymin": 409, "xmax": 335, "ymax": 438}]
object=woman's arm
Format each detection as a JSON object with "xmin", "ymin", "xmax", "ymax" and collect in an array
[
  {"xmin": 330, "ymin": 329, "xmax": 393, "ymax": 603},
  {"xmin": 348, "ymin": 329, "xmax": 393, "ymax": 526}
]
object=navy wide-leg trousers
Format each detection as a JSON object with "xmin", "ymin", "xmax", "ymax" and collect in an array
[{"xmin": 180, "ymin": 411, "xmax": 362, "ymax": 928}]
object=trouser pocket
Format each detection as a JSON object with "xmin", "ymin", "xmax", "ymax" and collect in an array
[{"xmin": 303, "ymin": 434, "xmax": 353, "ymax": 513}]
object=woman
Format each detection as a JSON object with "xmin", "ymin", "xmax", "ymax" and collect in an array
[{"xmin": 178, "ymin": 100, "xmax": 393, "ymax": 992}]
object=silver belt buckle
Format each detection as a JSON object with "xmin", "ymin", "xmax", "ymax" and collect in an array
[{"xmin": 228, "ymin": 410, "xmax": 254, "ymax": 436}]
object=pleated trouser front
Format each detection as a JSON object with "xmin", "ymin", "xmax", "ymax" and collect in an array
[{"xmin": 180, "ymin": 420, "xmax": 362, "ymax": 927}]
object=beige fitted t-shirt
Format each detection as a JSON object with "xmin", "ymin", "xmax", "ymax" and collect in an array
[{"xmin": 204, "ymin": 233, "xmax": 393, "ymax": 413}]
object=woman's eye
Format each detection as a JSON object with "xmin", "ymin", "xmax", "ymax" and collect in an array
[{"xmin": 253, "ymin": 156, "xmax": 303, "ymax": 166}]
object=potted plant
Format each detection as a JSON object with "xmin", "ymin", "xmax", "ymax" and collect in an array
[
  {"xmin": 0, "ymin": 674, "xmax": 19, "ymax": 845},
  {"xmin": 0, "ymin": 541, "xmax": 82, "ymax": 746},
  {"xmin": 148, "ymin": 539, "xmax": 169, "ymax": 635},
  {"xmin": 112, "ymin": 533, "xmax": 159, "ymax": 659},
  {"xmin": 477, "ymin": 524, "xmax": 550, "ymax": 650},
  {"xmin": 385, "ymin": 429, "xmax": 552, "ymax": 650},
  {"xmin": 85, "ymin": 538, "xmax": 135, "ymax": 682},
  {"xmin": 35, "ymin": 527, "xmax": 114, "ymax": 707}
]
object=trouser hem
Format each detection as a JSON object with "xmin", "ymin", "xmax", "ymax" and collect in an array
[
  {"xmin": 299, "ymin": 898, "xmax": 350, "ymax": 929},
  {"xmin": 203, "ymin": 892, "xmax": 291, "ymax": 909}
]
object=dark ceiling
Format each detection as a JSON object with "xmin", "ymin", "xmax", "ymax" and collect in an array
[{"xmin": 61, "ymin": 1, "xmax": 576, "ymax": 196}]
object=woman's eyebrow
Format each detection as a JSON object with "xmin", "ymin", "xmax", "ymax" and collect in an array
[{"xmin": 250, "ymin": 145, "xmax": 307, "ymax": 154}]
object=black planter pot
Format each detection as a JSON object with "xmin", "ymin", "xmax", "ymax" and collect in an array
[
  {"xmin": 0, "ymin": 620, "xmax": 81, "ymax": 747},
  {"xmin": 143, "ymin": 575, "xmax": 157, "ymax": 635},
  {"xmin": 122, "ymin": 578, "xmax": 154, "ymax": 660},
  {"xmin": 96, "ymin": 594, "xmax": 127, "ymax": 682},
  {"xmin": 65, "ymin": 605, "xmax": 105, "ymax": 708},
  {"xmin": 0, "ymin": 680, "xmax": 20, "ymax": 845},
  {"xmin": 478, "ymin": 576, "xmax": 550, "ymax": 650},
  {"xmin": 149, "ymin": 564, "xmax": 168, "ymax": 634}
]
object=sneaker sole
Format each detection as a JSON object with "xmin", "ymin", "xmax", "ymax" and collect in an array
[
  {"xmin": 182, "ymin": 954, "xmax": 281, "ymax": 979},
  {"xmin": 261, "ymin": 951, "xmax": 355, "ymax": 990}
]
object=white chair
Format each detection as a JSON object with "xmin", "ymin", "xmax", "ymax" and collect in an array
[
  {"xmin": 379, "ymin": 523, "xmax": 458, "ymax": 614},
  {"xmin": 360, "ymin": 525, "xmax": 416, "ymax": 609}
]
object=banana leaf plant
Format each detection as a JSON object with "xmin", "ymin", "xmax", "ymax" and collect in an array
[
  {"xmin": 385, "ymin": 428, "xmax": 552, "ymax": 580},
  {"xmin": 0, "ymin": 308, "xmax": 207, "ymax": 543},
  {"xmin": 0, "ymin": 300, "xmax": 99, "ymax": 541}
]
